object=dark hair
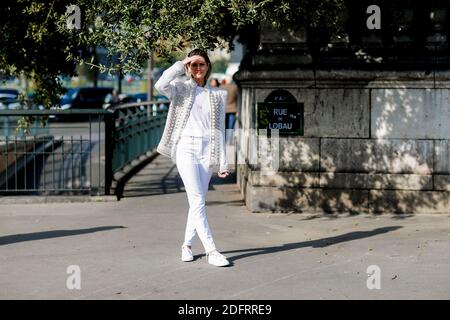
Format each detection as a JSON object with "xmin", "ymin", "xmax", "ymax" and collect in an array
[
  {"xmin": 210, "ymin": 78, "xmax": 220, "ymax": 87},
  {"xmin": 186, "ymin": 49, "xmax": 212, "ymax": 84}
]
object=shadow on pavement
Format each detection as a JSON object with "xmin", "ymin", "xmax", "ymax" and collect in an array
[
  {"xmin": 123, "ymin": 165, "xmax": 238, "ymax": 198},
  {"xmin": 223, "ymin": 226, "xmax": 403, "ymax": 263},
  {"xmin": 0, "ymin": 226, "xmax": 126, "ymax": 246},
  {"xmin": 206, "ymin": 199, "xmax": 245, "ymax": 206},
  {"xmin": 122, "ymin": 164, "xmax": 184, "ymax": 198}
]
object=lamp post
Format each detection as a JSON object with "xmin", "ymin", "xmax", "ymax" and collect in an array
[{"xmin": 147, "ymin": 53, "xmax": 154, "ymax": 101}]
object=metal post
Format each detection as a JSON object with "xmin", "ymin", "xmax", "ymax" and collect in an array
[
  {"xmin": 104, "ymin": 112, "xmax": 115, "ymax": 195},
  {"xmin": 147, "ymin": 53, "xmax": 154, "ymax": 101}
]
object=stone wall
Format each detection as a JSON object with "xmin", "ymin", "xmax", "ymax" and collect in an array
[{"xmin": 234, "ymin": 73, "xmax": 450, "ymax": 213}]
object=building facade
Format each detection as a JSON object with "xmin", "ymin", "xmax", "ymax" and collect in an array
[{"xmin": 234, "ymin": 1, "xmax": 450, "ymax": 213}]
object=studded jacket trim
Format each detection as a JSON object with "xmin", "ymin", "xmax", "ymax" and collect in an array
[{"xmin": 155, "ymin": 61, "xmax": 228, "ymax": 172}]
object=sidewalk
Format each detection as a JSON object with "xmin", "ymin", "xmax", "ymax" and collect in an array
[{"xmin": 1, "ymin": 154, "xmax": 450, "ymax": 299}]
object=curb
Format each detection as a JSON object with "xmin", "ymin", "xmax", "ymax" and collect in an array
[{"xmin": 0, "ymin": 195, "xmax": 117, "ymax": 205}]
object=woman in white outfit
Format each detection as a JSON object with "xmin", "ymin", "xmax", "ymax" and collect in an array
[{"xmin": 155, "ymin": 49, "xmax": 230, "ymax": 267}]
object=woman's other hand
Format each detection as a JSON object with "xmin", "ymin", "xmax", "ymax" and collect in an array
[{"xmin": 218, "ymin": 170, "xmax": 230, "ymax": 179}]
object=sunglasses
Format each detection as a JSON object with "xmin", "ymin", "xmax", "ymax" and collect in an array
[{"xmin": 190, "ymin": 62, "xmax": 207, "ymax": 68}]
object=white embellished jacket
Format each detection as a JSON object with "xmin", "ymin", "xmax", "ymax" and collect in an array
[{"xmin": 155, "ymin": 61, "xmax": 228, "ymax": 173}]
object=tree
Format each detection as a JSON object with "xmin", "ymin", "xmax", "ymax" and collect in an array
[
  {"xmin": 1, "ymin": 0, "xmax": 346, "ymax": 109},
  {"xmin": 67, "ymin": 0, "xmax": 345, "ymax": 72},
  {"xmin": 0, "ymin": 0, "xmax": 84, "ymax": 107}
]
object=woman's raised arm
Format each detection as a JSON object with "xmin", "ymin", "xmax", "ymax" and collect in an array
[
  {"xmin": 154, "ymin": 61, "xmax": 186, "ymax": 99},
  {"xmin": 154, "ymin": 56, "xmax": 199, "ymax": 99}
]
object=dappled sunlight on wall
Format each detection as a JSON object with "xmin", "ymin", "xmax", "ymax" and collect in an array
[{"xmin": 236, "ymin": 84, "xmax": 450, "ymax": 214}]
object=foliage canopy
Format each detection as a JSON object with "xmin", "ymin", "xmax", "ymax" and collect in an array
[{"xmin": 1, "ymin": 0, "xmax": 345, "ymax": 107}]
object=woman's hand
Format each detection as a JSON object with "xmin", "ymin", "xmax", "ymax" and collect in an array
[
  {"xmin": 182, "ymin": 56, "xmax": 200, "ymax": 65},
  {"xmin": 218, "ymin": 170, "xmax": 230, "ymax": 179}
]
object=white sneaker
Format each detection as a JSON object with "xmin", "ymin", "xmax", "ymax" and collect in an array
[
  {"xmin": 207, "ymin": 250, "xmax": 230, "ymax": 267},
  {"xmin": 181, "ymin": 245, "xmax": 194, "ymax": 262}
]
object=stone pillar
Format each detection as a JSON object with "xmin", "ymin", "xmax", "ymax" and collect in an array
[{"xmin": 234, "ymin": 23, "xmax": 450, "ymax": 214}]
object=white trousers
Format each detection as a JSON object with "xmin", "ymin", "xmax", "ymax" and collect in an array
[{"xmin": 176, "ymin": 136, "xmax": 216, "ymax": 253}]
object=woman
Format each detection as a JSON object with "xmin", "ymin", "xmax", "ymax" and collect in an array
[
  {"xmin": 155, "ymin": 49, "xmax": 231, "ymax": 267},
  {"xmin": 209, "ymin": 78, "xmax": 220, "ymax": 88}
]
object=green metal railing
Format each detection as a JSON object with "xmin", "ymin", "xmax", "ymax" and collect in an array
[
  {"xmin": 0, "ymin": 100, "xmax": 168, "ymax": 196},
  {"xmin": 0, "ymin": 109, "xmax": 114, "ymax": 195},
  {"xmin": 110, "ymin": 100, "xmax": 169, "ymax": 174}
]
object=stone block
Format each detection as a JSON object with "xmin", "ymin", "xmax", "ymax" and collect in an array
[
  {"xmin": 434, "ymin": 175, "xmax": 450, "ymax": 191},
  {"xmin": 371, "ymin": 88, "xmax": 450, "ymax": 139},
  {"xmin": 245, "ymin": 184, "xmax": 369, "ymax": 213},
  {"xmin": 249, "ymin": 170, "xmax": 319, "ymax": 187},
  {"xmin": 321, "ymin": 139, "xmax": 433, "ymax": 174},
  {"xmin": 434, "ymin": 140, "xmax": 450, "ymax": 174},
  {"xmin": 321, "ymin": 139, "xmax": 373, "ymax": 172},
  {"xmin": 279, "ymin": 137, "xmax": 320, "ymax": 171},
  {"xmin": 369, "ymin": 190, "xmax": 450, "ymax": 213},
  {"xmin": 306, "ymin": 89, "xmax": 370, "ymax": 138},
  {"xmin": 320, "ymin": 173, "xmax": 433, "ymax": 190},
  {"xmin": 372, "ymin": 139, "xmax": 433, "ymax": 174}
]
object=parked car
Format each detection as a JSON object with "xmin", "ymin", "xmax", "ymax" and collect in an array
[
  {"xmin": 53, "ymin": 87, "xmax": 113, "ymax": 121},
  {"xmin": 60, "ymin": 87, "xmax": 113, "ymax": 110},
  {"xmin": 132, "ymin": 93, "xmax": 148, "ymax": 103},
  {"xmin": 109, "ymin": 93, "xmax": 168, "ymax": 114},
  {"xmin": 0, "ymin": 88, "xmax": 21, "ymax": 110},
  {"xmin": 0, "ymin": 88, "xmax": 19, "ymax": 101},
  {"xmin": 0, "ymin": 99, "xmax": 21, "ymax": 110},
  {"xmin": 102, "ymin": 92, "xmax": 136, "ymax": 109}
]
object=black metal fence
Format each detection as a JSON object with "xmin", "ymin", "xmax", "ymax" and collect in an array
[{"xmin": 0, "ymin": 100, "xmax": 168, "ymax": 197}]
